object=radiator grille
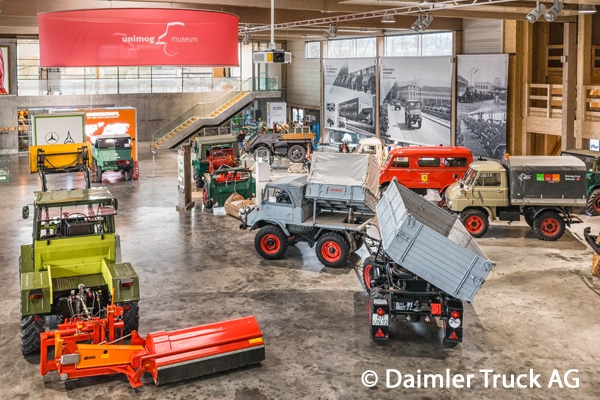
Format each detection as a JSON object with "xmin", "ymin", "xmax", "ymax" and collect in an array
[{"xmin": 52, "ymin": 273, "xmax": 107, "ymax": 292}]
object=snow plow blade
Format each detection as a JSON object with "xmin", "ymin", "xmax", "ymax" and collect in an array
[{"xmin": 148, "ymin": 316, "xmax": 265, "ymax": 386}]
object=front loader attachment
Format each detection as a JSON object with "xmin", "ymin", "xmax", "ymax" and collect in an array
[{"xmin": 40, "ymin": 308, "xmax": 265, "ymax": 388}]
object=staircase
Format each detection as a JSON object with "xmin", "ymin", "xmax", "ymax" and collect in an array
[{"xmin": 151, "ymin": 80, "xmax": 281, "ymax": 151}]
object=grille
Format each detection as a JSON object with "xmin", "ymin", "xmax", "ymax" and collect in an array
[{"xmin": 52, "ymin": 273, "xmax": 107, "ymax": 292}]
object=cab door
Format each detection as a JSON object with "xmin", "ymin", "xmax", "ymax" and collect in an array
[{"xmin": 470, "ymin": 172, "xmax": 508, "ymax": 207}]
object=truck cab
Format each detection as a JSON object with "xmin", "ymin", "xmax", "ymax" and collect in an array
[
  {"xmin": 404, "ymin": 101, "xmax": 422, "ymax": 129},
  {"xmin": 379, "ymin": 146, "xmax": 473, "ymax": 195},
  {"xmin": 90, "ymin": 134, "xmax": 135, "ymax": 182},
  {"xmin": 445, "ymin": 160, "xmax": 510, "ymax": 219}
]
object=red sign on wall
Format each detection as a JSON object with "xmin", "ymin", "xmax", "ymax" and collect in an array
[{"xmin": 38, "ymin": 9, "xmax": 239, "ymax": 67}]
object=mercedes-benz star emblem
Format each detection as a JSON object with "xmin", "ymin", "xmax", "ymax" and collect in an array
[{"xmin": 45, "ymin": 132, "xmax": 59, "ymax": 144}]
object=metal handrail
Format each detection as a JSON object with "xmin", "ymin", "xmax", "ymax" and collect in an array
[{"xmin": 152, "ymin": 78, "xmax": 278, "ymax": 144}]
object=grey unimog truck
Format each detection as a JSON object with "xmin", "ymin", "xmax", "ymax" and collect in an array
[
  {"xmin": 362, "ymin": 180, "xmax": 494, "ymax": 347},
  {"xmin": 241, "ymin": 152, "xmax": 379, "ymax": 268}
]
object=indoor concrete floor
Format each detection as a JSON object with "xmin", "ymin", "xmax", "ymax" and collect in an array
[{"xmin": 1, "ymin": 145, "xmax": 599, "ymax": 400}]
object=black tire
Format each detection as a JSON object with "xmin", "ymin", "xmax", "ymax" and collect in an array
[
  {"xmin": 287, "ymin": 145, "xmax": 306, "ymax": 163},
  {"xmin": 354, "ymin": 236, "xmax": 365, "ymax": 252},
  {"xmin": 523, "ymin": 208, "xmax": 535, "ymax": 227},
  {"xmin": 461, "ymin": 209, "xmax": 489, "ymax": 238},
  {"xmin": 120, "ymin": 301, "xmax": 139, "ymax": 336},
  {"xmin": 416, "ymin": 120, "xmax": 422, "ymax": 129},
  {"xmin": 92, "ymin": 160, "xmax": 102, "ymax": 183},
  {"xmin": 315, "ymin": 232, "xmax": 350, "ymax": 268},
  {"xmin": 362, "ymin": 257, "xmax": 375, "ymax": 293},
  {"xmin": 533, "ymin": 211, "xmax": 565, "ymax": 241},
  {"xmin": 194, "ymin": 172, "xmax": 205, "ymax": 189},
  {"xmin": 124, "ymin": 168, "xmax": 133, "ymax": 181},
  {"xmin": 254, "ymin": 225, "xmax": 289, "ymax": 260},
  {"xmin": 586, "ymin": 189, "xmax": 600, "ymax": 216},
  {"xmin": 21, "ymin": 315, "xmax": 45, "ymax": 355}
]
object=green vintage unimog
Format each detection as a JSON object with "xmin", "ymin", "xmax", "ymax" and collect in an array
[
  {"xmin": 90, "ymin": 134, "xmax": 136, "ymax": 182},
  {"xmin": 191, "ymin": 135, "xmax": 240, "ymax": 188},
  {"xmin": 560, "ymin": 149, "xmax": 600, "ymax": 216},
  {"xmin": 20, "ymin": 187, "xmax": 140, "ymax": 354}
]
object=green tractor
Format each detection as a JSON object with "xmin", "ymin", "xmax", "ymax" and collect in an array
[
  {"xmin": 191, "ymin": 135, "xmax": 240, "ymax": 189},
  {"xmin": 561, "ymin": 149, "xmax": 600, "ymax": 216},
  {"xmin": 20, "ymin": 187, "xmax": 140, "ymax": 355},
  {"xmin": 90, "ymin": 134, "xmax": 137, "ymax": 182}
]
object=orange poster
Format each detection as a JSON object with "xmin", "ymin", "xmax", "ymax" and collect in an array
[{"xmin": 85, "ymin": 108, "xmax": 138, "ymax": 160}]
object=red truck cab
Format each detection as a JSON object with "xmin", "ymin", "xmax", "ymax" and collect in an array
[{"xmin": 379, "ymin": 146, "xmax": 473, "ymax": 195}]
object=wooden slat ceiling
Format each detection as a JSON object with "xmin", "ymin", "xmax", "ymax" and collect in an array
[{"xmin": 0, "ymin": 0, "xmax": 589, "ymax": 40}]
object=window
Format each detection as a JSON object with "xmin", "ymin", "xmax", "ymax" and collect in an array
[
  {"xmin": 444, "ymin": 157, "xmax": 469, "ymax": 167},
  {"xmin": 326, "ymin": 38, "xmax": 376, "ymax": 58},
  {"xmin": 417, "ymin": 157, "xmax": 440, "ymax": 167},
  {"xmin": 391, "ymin": 157, "xmax": 410, "ymax": 168},
  {"xmin": 476, "ymin": 172, "xmax": 501, "ymax": 187},
  {"xmin": 305, "ymin": 42, "xmax": 321, "ymax": 59},
  {"xmin": 384, "ymin": 32, "xmax": 452, "ymax": 57}
]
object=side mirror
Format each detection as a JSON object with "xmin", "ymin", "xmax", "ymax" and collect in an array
[{"xmin": 22, "ymin": 205, "xmax": 30, "ymax": 219}]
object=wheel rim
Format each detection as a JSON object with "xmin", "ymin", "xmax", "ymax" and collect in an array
[
  {"xmin": 364, "ymin": 264, "xmax": 373, "ymax": 290},
  {"xmin": 594, "ymin": 197, "xmax": 600, "ymax": 212},
  {"xmin": 321, "ymin": 241, "xmax": 342, "ymax": 262},
  {"xmin": 465, "ymin": 216, "xmax": 483, "ymax": 234},
  {"xmin": 541, "ymin": 218, "xmax": 559, "ymax": 235},
  {"xmin": 260, "ymin": 234, "xmax": 281, "ymax": 255}
]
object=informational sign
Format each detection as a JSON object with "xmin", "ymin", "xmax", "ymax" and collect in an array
[
  {"xmin": 85, "ymin": 108, "xmax": 138, "ymax": 160},
  {"xmin": 267, "ymin": 102, "xmax": 287, "ymax": 128},
  {"xmin": 38, "ymin": 9, "xmax": 239, "ymax": 67},
  {"xmin": 32, "ymin": 113, "xmax": 86, "ymax": 146}
]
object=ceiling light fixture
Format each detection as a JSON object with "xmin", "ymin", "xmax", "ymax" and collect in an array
[
  {"xmin": 381, "ymin": 14, "xmax": 396, "ymax": 24},
  {"xmin": 411, "ymin": 12, "xmax": 433, "ymax": 33},
  {"xmin": 323, "ymin": 24, "xmax": 337, "ymax": 40},
  {"xmin": 411, "ymin": 13, "xmax": 423, "ymax": 32},
  {"xmin": 544, "ymin": 0, "xmax": 564, "ymax": 22},
  {"xmin": 526, "ymin": 0, "xmax": 546, "ymax": 23},
  {"xmin": 242, "ymin": 32, "xmax": 251, "ymax": 45},
  {"xmin": 578, "ymin": 4, "xmax": 597, "ymax": 14},
  {"xmin": 418, "ymin": 12, "xmax": 434, "ymax": 31}
]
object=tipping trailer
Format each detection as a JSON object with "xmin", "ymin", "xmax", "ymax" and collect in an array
[
  {"xmin": 242, "ymin": 153, "xmax": 379, "ymax": 268},
  {"xmin": 362, "ymin": 180, "xmax": 494, "ymax": 347},
  {"xmin": 445, "ymin": 155, "xmax": 587, "ymax": 241}
]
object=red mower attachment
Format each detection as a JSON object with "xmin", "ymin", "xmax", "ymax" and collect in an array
[{"xmin": 40, "ymin": 304, "xmax": 265, "ymax": 388}]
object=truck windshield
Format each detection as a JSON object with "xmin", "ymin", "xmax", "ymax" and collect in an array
[
  {"xmin": 461, "ymin": 168, "xmax": 478, "ymax": 186},
  {"xmin": 35, "ymin": 203, "xmax": 116, "ymax": 239},
  {"xmin": 97, "ymin": 137, "xmax": 131, "ymax": 149}
]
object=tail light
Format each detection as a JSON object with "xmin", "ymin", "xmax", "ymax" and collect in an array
[
  {"xmin": 451, "ymin": 310, "xmax": 461, "ymax": 320},
  {"xmin": 29, "ymin": 290, "xmax": 43, "ymax": 301},
  {"xmin": 376, "ymin": 307, "xmax": 386, "ymax": 316},
  {"xmin": 120, "ymin": 277, "xmax": 134, "ymax": 288}
]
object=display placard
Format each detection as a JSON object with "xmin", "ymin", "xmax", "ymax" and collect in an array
[{"xmin": 32, "ymin": 113, "xmax": 86, "ymax": 146}]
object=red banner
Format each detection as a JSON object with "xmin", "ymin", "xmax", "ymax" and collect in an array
[{"xmin": 38, "ymin": 9, "xmax": 239, "ymax": 67}]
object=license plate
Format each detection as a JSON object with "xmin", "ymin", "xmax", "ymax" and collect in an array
[{"xmin": 371, "ymin": 314, "xmax": 389, "ymax": 326}]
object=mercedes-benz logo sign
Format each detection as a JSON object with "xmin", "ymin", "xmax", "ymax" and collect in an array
[{"xmin": 45, "ymin": 132, "xmax": 59, "ymax": 144}]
